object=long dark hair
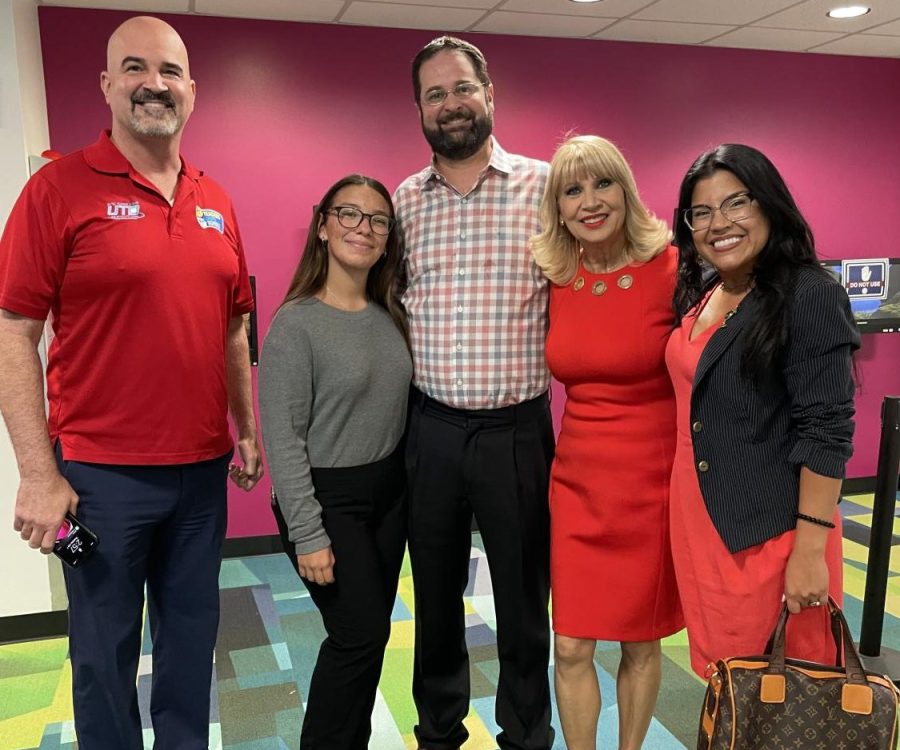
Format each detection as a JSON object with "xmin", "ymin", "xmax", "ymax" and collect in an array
[
  {"xmin": 673, "ymin": 144, "xmax": 830, "ymax": 380},
  {"xmin": 281, "ymin": 174, "xmax": 408, "ymax": 343}
]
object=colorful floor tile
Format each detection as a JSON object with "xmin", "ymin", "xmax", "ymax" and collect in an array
[{"xmin": 1, "ymin": 493, "xmax": 897, "ymax": 749}]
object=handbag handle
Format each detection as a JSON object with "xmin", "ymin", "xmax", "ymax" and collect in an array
[
  {"xmin": 766, "ymin": 596, "xmax": 867, "ymax": 684},
  {"xmin": 764, "ymin": 597, "xmax": 845, "ymax": 667},
  {"xmin": 759, "ymin": 596, "xmax": 875, "ymax": 716}
]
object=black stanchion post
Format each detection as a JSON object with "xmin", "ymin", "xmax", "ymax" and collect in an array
[{"xmin": 858, "ymin": 395, "xmax": 900, "ymax": 684}]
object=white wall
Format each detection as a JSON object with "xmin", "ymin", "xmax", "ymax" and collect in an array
[{"xmin": 0, "ymin": 0, "xmax": 64, "ymax": 619}]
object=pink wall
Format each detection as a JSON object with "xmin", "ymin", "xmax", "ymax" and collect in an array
[{"xmin": 38, "ymin": 7, "xmax": 900, "ymax": 537}]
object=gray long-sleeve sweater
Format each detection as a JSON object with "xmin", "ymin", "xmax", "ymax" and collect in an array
[{"xmin": 258, "ymin": 297, "xmax": 412, "ymax": 554}]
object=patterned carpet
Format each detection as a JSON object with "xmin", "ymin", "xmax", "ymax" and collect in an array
[{"xmin": 1, "ymin": 492, "xmax": 897, "ymax": 750}]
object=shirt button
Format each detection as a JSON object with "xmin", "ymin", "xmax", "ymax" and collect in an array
[
  {"xmin": 459, "ymin": 268, "xmax": 465, "ymax": 276},
  {"xmin": 698, "ymin": 460, "xmax": 710, "ymax": 473},
  {"xmin": 457, "ymin": 305, "xmax": 463, "ymax": 312},
  {"xmin": 692, "ymin": 421, "xmax": 703, "ymax": 433},
  {"xmin": 456, "ymin": 378, "xmax": 463, "ymax": 386},
  {"xmin": 460, "ymin": 232, "xmax": 466, "ymax": 239},
  {"xmin": 456, "ymin": 342, "xmax": 462, "ymax": 351}
]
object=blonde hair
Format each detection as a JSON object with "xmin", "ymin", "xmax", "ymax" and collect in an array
[{"xmin": 531, "ymin": 135, "xmax": 671, "ymax": 285}]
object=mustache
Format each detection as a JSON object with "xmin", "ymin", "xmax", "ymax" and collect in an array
[
  {"xmin": 131, "ymin": 90, "xmax": 175, "ymax": 107},
  {"xmin": 438, "ymin": 110, "xmax": 474, "ymax": 126}
]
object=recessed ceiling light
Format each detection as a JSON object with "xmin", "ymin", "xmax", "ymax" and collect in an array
[{"xmin": 826, "ymin": 5, "xmax": 871, "ymax": 19}]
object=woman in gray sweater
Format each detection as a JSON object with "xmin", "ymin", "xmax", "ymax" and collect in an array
[{"xmin": 258, "ymin": 174, "xmax": 412, "ymax": 749}]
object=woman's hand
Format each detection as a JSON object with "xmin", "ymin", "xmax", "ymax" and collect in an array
[
  {"xmin": 784, "ymin": 545, "xmax": 828, "ymax": 614},
  {"xmin": 297, "ymin": 546, "xmax": 335, "ymax": 585}
]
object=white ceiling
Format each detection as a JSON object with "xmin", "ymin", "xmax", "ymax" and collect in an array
[{"xmin": 38, "ymin": 0, "xmax": 900, "ymax": 57}]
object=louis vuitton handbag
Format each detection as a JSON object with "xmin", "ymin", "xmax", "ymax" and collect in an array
[{"xmin": 697, "ymin": 598, "xmax": 900, "ymax": 749}]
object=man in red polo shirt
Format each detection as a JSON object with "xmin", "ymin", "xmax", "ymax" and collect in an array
[{"xmin": 0, "ymin": 16, "xmax": 262, "ymax": 749}]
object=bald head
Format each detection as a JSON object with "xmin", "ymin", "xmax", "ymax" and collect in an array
[
  {"xmin": 101, "ymin": 16, "xmax": 195, "ymax": 142},
  {"xmin": 106, "ymin": 16, "xmax": 190, "ymax": 78}
]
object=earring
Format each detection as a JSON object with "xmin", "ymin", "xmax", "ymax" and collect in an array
[{"xmin": 559, "ymin": 218, "xmax": 565, "ymax": 226}]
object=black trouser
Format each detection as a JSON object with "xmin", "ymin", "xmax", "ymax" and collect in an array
[
  {"xmin": 272, "ymin": 447, "xmax": 407, "ymax": 750},
  {"xmin": 406, "ymin": 390, "xmax": 555, "ymax": 750}
]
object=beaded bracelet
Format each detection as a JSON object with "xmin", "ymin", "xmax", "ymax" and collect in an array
[{"xmin": 796, "ymin": 512, "xmax": 836, "ymax": 529}]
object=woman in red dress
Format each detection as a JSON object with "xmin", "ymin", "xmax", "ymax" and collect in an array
[
  {"xmin": 531, "ymin": 135, "xmax": 683, "ymax": 750},
  {"xmin": 666, "ymin": 144, "xmax": 859, "ymax": 677}
]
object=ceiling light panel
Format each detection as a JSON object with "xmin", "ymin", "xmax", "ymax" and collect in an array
[
  {"xmin": 758, "ymin": 0, "xmax": 897, "ymax": 33},
  {"xmin": 826, "ymin": 5, "xmax": 871, "ymax": 19}
]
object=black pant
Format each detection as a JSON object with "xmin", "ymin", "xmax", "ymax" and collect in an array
[
  {"xmin": 272, "ymin": 447, "xmax": 407, "ymax": 750},
  {"xmin": 406, "ymin": 390, "xmax": 555, "ymax": 750}
]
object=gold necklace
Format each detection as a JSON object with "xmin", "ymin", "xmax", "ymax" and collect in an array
[{"xmin": 324, "ymin": 285, "xmax": 364, "ymax": 311}]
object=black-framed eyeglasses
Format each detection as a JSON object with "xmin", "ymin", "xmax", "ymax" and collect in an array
[
  {"xmin": 325, "ymin": 206, "xmax": 394, "ymax": 236},
  {"xmin": 421, "ymin": 82, "xmax": 485, "ymax": 107},
  {"xmin": 683, "ymin": 193, "xmax": 755, "ymax": 232}
]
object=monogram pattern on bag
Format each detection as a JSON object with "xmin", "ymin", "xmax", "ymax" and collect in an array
[{"xmin": 697, "ymin": 662, "xmax": 899, "ymax": 749}]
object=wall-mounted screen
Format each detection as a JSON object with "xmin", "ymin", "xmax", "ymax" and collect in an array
[{"xmin": 821, "ymin": 258, "xmax": 900, "ymax": 334}]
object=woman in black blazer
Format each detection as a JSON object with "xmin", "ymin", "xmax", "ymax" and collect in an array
[{"xmin": 664, "ymin": 144, "xmax": 860, "ymax": 676}]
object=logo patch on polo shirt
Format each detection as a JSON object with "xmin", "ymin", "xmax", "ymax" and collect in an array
[
  {"xmin": 106, "ymin": 201, "xmax": 144, "ymax": 220},
  {"xmin": 196, "ymin": 206, "xmax": 225, "ymax": 233}
]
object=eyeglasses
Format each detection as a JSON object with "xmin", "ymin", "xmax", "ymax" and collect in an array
[
  {"xmin": 683, "ymin": 193, "xmax": 755, "ymax": 231},
  {"xmin": 325, "ymin": 206, "xmax": 394, "ymax": 236},
  {"xmin": 421, "ymin": 82, "xmax": 485, "ymax": 107}
]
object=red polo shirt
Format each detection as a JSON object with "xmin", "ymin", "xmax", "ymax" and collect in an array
[{"xmin": 0, "ymin": 131, "xmax": 254, "ymax": 465}]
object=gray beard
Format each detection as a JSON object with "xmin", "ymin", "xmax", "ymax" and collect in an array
[
  {"xmin": 129, "ymin": 114, "xmax": 180, "ymax": 137},
  {"xmin": 422, "ymin": 113, "xmax": 493, "ymax": 161},
  {"xmin": 128, "ymin": 100, "xmax": 181, "ymax": 137}
]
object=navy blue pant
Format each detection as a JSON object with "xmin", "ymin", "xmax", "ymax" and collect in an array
[{"xmin": 57, "ymin": 446, "xmax": 231, "ymax": 750}]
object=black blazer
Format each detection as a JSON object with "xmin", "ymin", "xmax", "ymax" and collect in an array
[{"xmin": 689, "ymin": 267, "xmax": 860, "ymax": 553}]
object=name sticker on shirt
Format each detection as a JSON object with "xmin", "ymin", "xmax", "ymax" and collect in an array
[
  {"xmin": 196, "ymin": 206, "xmax": 225, "ymax": 233},
  {"xmin": 106, "ymin": 201, "xmax": 144, "ymax": 220}
]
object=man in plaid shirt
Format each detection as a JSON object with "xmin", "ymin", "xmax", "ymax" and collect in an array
[{"xmin": 394, "ymin": 36, "xmax": 554, "ymax": 750}]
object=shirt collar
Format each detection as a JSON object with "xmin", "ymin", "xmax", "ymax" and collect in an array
[
  {"xmin": 83, "ymin": 130, "xmax": 202, "ymax": 181},
  {"xmin": 422, "ymin": 136, "xmax": 511, "ymax": 191}
]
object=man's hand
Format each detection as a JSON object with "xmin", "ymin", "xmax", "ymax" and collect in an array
[
  {"xmin": 297, "ymin": 546, "xmax": 335, "ymax": 585},
  {"xmin": 228, "ymin": 436, "xmax": 264, "ymax": 491},
  {"xmin": 14, "ymin": 473, "xmax": 79, "ymax": 553}
]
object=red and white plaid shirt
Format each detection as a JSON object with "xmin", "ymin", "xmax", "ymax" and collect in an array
[{"xmin": 395, "ymin": 139, "xmax": 550, "ymax": 409}]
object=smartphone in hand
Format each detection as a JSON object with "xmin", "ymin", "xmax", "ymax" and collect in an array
[{"xmin": 54, "ymin": 513, "xmax": 99, "ymax": 568}]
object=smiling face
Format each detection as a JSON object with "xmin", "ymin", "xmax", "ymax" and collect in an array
[
  {"xmin": 417, "ymin": 49, "xmax": 493, "ymax": 161},
  {"xmin": 101, "ymin": 17, "xmax": 195, "ymax": 140},
  {"xmin": 318, "ymin": 185, "xmax": 392, "ymax": 276},
  {"xmin": 689, "ymin": 169, "xmax": 770, "ymax": 283},
  {"xmin": 558, "ymin": 175, "xmax": 627, "ymax": 257}
]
